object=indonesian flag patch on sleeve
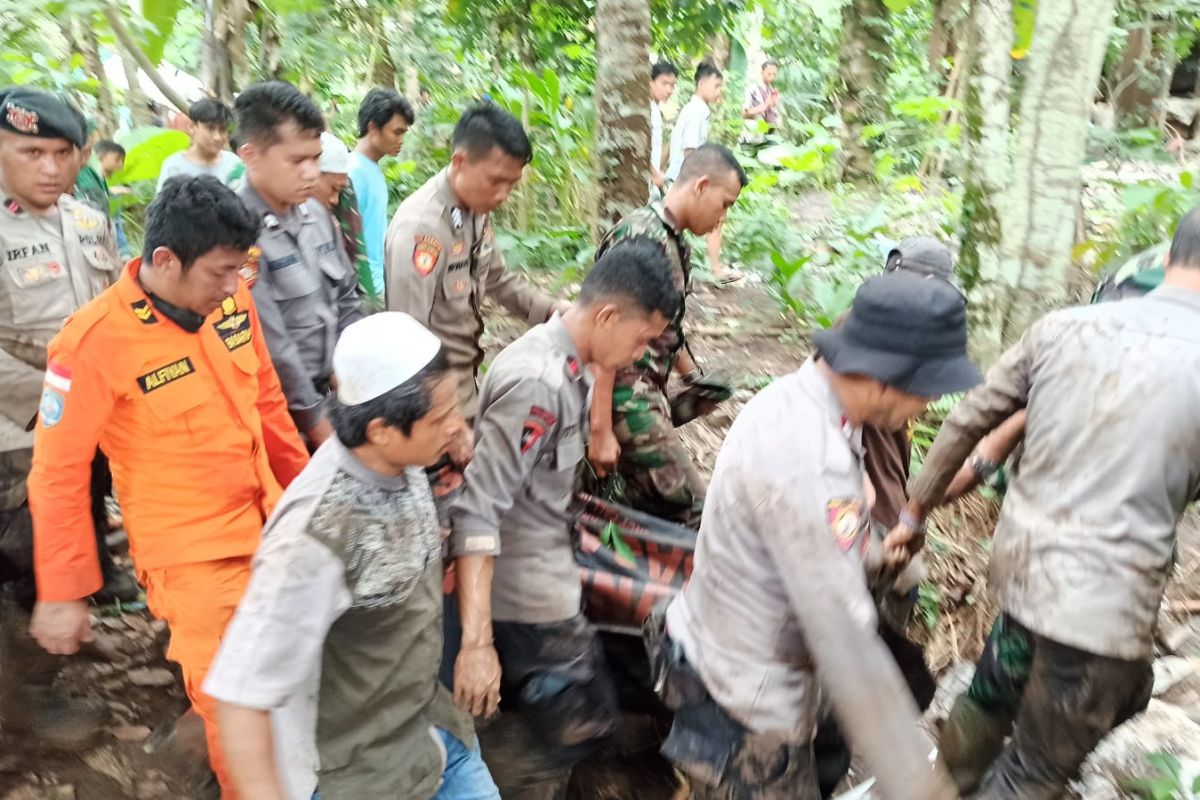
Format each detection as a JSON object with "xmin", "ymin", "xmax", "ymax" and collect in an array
[{"xmin": 413, "ymin": 235, "xmax": 442, "ymax": 277}]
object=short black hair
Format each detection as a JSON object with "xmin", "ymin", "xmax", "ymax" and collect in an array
[
  {"xmin": 188, "ymin": 97, "xmax": 233, "ymax": 128},
  {"xmin": 234, "ymin": 81, "xmax": 324, "ymax": 147},
  {"xmin": 762, "ymin": 59, "xmax": 779, "ymax": 70},
  {"xmin": 452, "ymin": 102, "xmax": 533, "ymax": 164},
  {"xmin": 328, "ymin": 350, "xmax": 451, "ymax": 445},
  {"xmin": 143, "ymin": 175, "xmax": 260, "ymax": 271},
  {"xmin": 94, "ymin": 140, "xmax": 125, "ymax": 159},
  {"xmin": 582, "ymin": 236, "xmax": 679, "ymax": 320},
  {"xmin": 676, "ymin": 143, "xmax": 748, "ymax": 189},
  {"xmin": 357, "ymin": 88, "xmax": 416, "ymax": 138},
  {"xmin": 695, "ymin": 62, "xmax": 722, "ymax": 85},
  {"xmin": 651, "ymin": 61, "xmax": 678, "ymax": 80},
  {"xmin": 1170, "ymin": 206, "xmax": 1200, "ymax": 269}
]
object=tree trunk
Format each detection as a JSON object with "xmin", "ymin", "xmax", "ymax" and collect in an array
[
  {"xmin": 928, "ymin": 0, "xmax": 964, "ymax": 75},
  {"xmin": 594, "ymin": 0, "xmax": 651, "ymax": 230},
  {"xmin": 258, "ymin": 3, "xmax": 283, "ymax": 80},
  {"xmin": 121, "ymin": 52, "xmax": 154, "ymax": 127},
  {"xmin": 103, "ymin": 4, "xmax": 189, "ymax": 113},
  {"xmin": 971, "ymin": 0, "xmax": 1118, "ymax": 365},
  {"xmin": 397, "ymin": 4, "xmax": 420, "ymax": 98},
  {"xmin": 836, "ymin": 0, "xmax": 889, "ymax": 180},
  {"xmin": 1113, "ymin": 24, "xmax": 1162, "ymax": 121},
  {"xmin": 958, "ymin": 0, "xmax": 1013, "ymax": 333},
  {"xmin": 80, "ymin": 23, "xmax": 118, "ymax": 137},
  {"xmin": 371, "ymin": 10, "xmax": 397, "ymax": 89}
]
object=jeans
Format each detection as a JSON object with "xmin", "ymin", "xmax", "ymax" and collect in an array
[{"xmin": 312, "ymin": 728, "xmax": 499, "ymax": 800}]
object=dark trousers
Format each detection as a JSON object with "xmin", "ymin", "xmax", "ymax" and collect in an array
[
  {"xmin": 0, "ymin": 450, "xmax": 113, "ymax": 610},
  {"xmin": 949, "ymin": 613, "xmax": 1153, "ymax": 800}
]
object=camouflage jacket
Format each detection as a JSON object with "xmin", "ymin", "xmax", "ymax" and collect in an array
[{"xmin": 596, "ymin": 202, "xmax": 691, "ymax": 388}]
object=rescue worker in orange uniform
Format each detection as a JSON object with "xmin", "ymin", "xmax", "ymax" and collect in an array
[{"xmin": 26, "ymin": 175, "xmax": 310, "ymax": 798}]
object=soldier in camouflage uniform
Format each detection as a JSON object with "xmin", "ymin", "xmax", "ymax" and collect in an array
[{"xmin": 588, "ymin": 144, "xmax": 747, "ymax": 526}]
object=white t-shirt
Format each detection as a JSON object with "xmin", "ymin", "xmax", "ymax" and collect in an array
[
  {"xmin": 156, "ymin": 149, "xmax": 243, "ymax": 192},
  {"xmin": 666, "ymin": 95, "xmax": 711, "ymax": 181}
]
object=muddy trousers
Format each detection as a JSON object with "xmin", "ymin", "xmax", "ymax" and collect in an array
[
  {"xmin": 141, "ymin": 556, "xmax": 253, "ymax": 800},
  {"xmin": 479, "ymin": 615, "xmax": 620, "ymax": 799},
  {"xmin": 941, "ymin": 613, "xmax": 1153, "ymax": 800}
]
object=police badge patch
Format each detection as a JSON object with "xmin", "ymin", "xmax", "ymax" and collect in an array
[
  {"xmin": 413, "ymin": 235, "xmax": 442, "ymax": 277},
  {"xmin": 240, "ymin": 245, "xmax": 261, "ymax": 288},
  {"xmin": 826, "ymin": 498, "xmax": 864, "ymax": 552}
]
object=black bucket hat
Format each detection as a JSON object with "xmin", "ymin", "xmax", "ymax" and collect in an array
[{"xmin": 814, "ymin": 271, "xmax": 981, "ymax": 397}]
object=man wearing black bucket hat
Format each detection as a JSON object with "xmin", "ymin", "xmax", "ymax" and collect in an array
[
  {"xmin": 890, "ymin": 208, "xmax": 1200, "ymax": 800},
  {"xmin": 647, "ymin": 270, "xmax": 977, "ymax": 799}
]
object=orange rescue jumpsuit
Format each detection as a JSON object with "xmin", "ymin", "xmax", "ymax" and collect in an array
[{"xmin": 28, "ymin": 259, "xmax": 309, "ymax": 797}]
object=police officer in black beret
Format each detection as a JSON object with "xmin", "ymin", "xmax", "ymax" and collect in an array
[{"xmin": 0, "ymin": 87, "xmax": 130, "ymax": 750}]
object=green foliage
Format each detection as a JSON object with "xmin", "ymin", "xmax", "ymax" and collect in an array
[
  {"xmin": 909, "ymin": 392, "xmax": 962, "ymax": 474},
  {"xmin": 1122, "ymin": 752, "xmax": 1200, "ymax": 800},
  {"xmin": 600, "ymin": 520, "xmax": 636, "ymax": 562},
  {"xmin": 1078, "ymin": 171, "xmax": 1198, "ymax": 271},
  {"xmin": 140, "ymin": 0, "xmax": 186, "ymax": 66},
  {"xmin": 916, "ymin": 581, "xmax": 941, "ymax": 629},
  {"xmin": 109, "ymin": 128, "xmax": 190, "ymax": 185}
]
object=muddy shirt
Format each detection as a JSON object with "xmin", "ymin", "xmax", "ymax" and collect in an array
[
  {"xmin": 205, "ymin": 437, "xmax": 472, "ymax": 800},
  {"xmin": 665, "ymin": 358, "xmax": 943, "ymax": 800},
  {"xmin": 910, "ymin": 285, "xmax": 1200, "ymax": 661},
  {"xmin": 449, "ymin": 314, "xmax": 592, "ymax": 623},
  {"xmin": 384, "ymin": 168, "xmax": 554, "ymax": 419},
  {"xmin": 241, "ymin": 185, "xmax": 364, "ymax": 432}
]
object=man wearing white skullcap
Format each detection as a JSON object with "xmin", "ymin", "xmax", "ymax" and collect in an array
[{"xmin": 205, "ymin": 313, "xmax": 499, "ymax": 800}]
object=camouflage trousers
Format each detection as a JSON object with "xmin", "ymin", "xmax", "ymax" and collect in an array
[
  {"xmin": 942, "ymin": 613, "xmax": 1153, "ymax": 800},
  {"xmin": 612, "ymin": 376, "xmax": 704, "ymax": 527}
]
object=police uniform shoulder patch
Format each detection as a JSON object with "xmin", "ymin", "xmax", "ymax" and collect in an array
[
  {"xmin": 520, "ymin": 419, "xmax": 546, "ymax": 455},
  {"xmin": 240, "ymin": 246, "xmax": 261, "ymax": 288},
  {"xmin": 39, "ymin": 387, "xmax": 64, "ymax": 427},
  {"xmin": 138, "ymin": 357, "xmax": 195, "ymax": 393},
  {"xmin": 413, "ymin": 235, "xmax": 442, "ymax": 277},
  {"xmin": 130, "ymin": 299, "xmax": 157, "ymax": 324},
  {"xmin": 826, "ymin": 498, "xmax": 864, "ymax": 552}
]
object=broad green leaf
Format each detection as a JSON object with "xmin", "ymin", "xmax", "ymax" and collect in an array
[
  {"xmin": 110, "ymin": 127, "xmax": 189, "ymax": 185},
  {"xmin": 883, "ymin": 0, "xmax": 915, "ymax": 11},
  {"xmin": 141, "ymin": 0, "xmax": 186, "ymax": 66},
  {"xmin": 1123, "ymin": 183, "xmax": 1166, "ymax": 213},
  {"xmin": 1181, "ymin": 171, "xmax": 1194, "ymax": 189},
  {"xmin": 781, "ymin": 149, "xmax": 824, "ymax": 173},
  {"xmin": 1012, "ymin": 0, "xmax": 1036, "ymax": 59}
]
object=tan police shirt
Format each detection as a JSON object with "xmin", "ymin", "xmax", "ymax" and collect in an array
[
  {"xmin": 241, "ymin": 185, "xmax": 364, "ymax": 433},
  {"xmin": 384, "ymin": 168, "xmax": 554, "ymax": 419},
  {"xmin": 665, "ymin": 358, "xmax": 946, "ymax": 800},
  {"xmin": 911, "ymin": 284, "xmax": 1200, "ymax": 662},
  {"xmin": 0, "ymin": 193, "xmax": 118, "ymax": 507},
  {"xmin": 449, "ymin": 315, "xmax": 591, "ymax": 623}
]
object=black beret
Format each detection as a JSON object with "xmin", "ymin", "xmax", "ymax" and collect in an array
[{"xmin": 0, "ymin": 87, "xmax": 87, "ymax": 148}]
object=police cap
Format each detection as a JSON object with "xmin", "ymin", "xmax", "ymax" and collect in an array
[{"xmin": 0, "ymin": 87, "xmax": 87, "ymax": 148}]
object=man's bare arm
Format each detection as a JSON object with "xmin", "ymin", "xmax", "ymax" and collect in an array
[
  {"xmin": 215, "ymin": 703, "xmax": 287, "ymax": 800},
  {"xmin": 453, "ymin": 554, "xmax": 501, "ymax": 718}
]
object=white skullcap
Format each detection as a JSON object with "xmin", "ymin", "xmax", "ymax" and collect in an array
[
  {"xmin": 333, "ymin": 313, "xmax": 441, "ymax": 405},
  {"xmin": 319, "ymin": 131, "xmax": 350, "ymax": 174}
]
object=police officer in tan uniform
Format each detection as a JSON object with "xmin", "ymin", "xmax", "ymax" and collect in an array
[
  {"xmin": 385, "ymin": 102, "xmax": 564, "ymax": 515},
  {"xmin": 386, "ymin": 102, "xmax": 563, "ymax": 421},
  {"xmin": 236, "ymin": 82, "xmax": 364, "ymax": 449},
  {"xmin": 0, "ymin": 87, "xmax": 121, "ymax": 749},
  {"xmin": 448, "ymin": 238, "xmax": 679, "ymax": 798}
]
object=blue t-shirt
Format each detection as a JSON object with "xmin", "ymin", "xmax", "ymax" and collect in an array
[{"xmin": 347, "ymin": 152, "xmax": 387, "ymax": 299}]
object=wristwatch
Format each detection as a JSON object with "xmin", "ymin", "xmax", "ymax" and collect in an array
[
  {"xmin": 969, "ymin": 451, "xmax": 1001, "ymax": 481},
  {"xmin": 898, "ymin": 509, "xmax": 926, "ymax": 534}
]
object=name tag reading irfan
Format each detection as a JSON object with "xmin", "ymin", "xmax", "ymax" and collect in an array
[{"xmin": 138, "ymin": 357, "xmax": 195, "ymax": 393}]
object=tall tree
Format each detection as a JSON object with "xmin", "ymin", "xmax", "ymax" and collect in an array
[
  {"xmin": 835, "ymin": 0, "xmax": 890, "ymax": 179},
  {"xmin": 970, "ymin": 0, "xmax": 1118, "ymax": 363},
  {"xmin": 103, "ymin": 3, "xmax": 189, "ymax": 112},
  {"xmin": 958, "ymin": 0, "xmax": 1014, "ymax": 303},
  {"xmin": 594, "ymin": 0, "xmax": 652, "ymax": 229}
]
